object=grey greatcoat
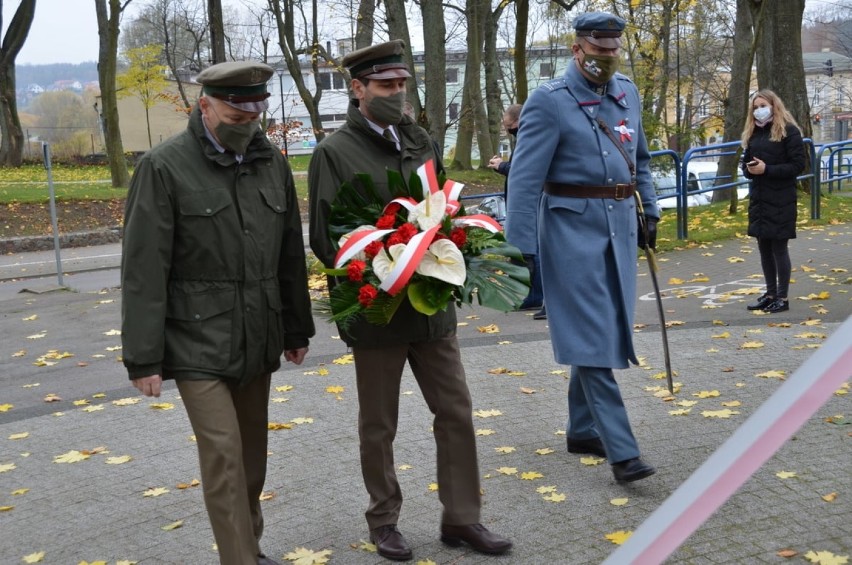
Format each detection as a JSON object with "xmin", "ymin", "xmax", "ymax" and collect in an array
[{"xmin": 505, "ymin": 62, "xmax": 659, "ymax": 370}]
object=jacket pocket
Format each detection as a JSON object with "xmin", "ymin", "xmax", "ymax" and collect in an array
[
  {"xmin": 264, "ymin": 284, "xmax": 285, "ymax": 365},
  {"xmin": 178, "ymin": 190, "xmax": 233, "ymax": 217},
  {"xmin": 258, "ymin": 185, "xmax": 288, "ymax": 215},
  {"xmin": 546, "ymin": 195, "xmax": 589, "ymax": 215},
  {"xmin": 164, "ymin": 288, "xmax": 236, "ymax": 372}
]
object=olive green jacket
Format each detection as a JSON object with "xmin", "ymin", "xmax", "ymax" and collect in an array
[
  {"xmin": 308, "ymin": 101, "xmax": 457, "ymax": 347},
  {"xmin": 121, "ymin": 106, "xmax": 315, "ymax": 383}
]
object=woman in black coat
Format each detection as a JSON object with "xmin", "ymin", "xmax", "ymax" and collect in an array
[{"xmin": 740, "ymin": 89, "xmax": 806, "ymax": 314}]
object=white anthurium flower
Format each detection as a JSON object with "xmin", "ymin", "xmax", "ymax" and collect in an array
[
  {"xmin": 337, "ymin": 225, "xmax": 375, "ymax": 261},
  {"xmin": 409, "ymin": 190, "xmax": 447, "ymax": 231},
  {"xmin": 417, "ymin": 238, "xmax": 466, "ymax": 286},
  {"xmin": 371, "ymin": 243, "xmax": 407, "ymax": 282}
]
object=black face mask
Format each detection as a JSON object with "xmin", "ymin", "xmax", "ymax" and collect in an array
[{"xmin": 507, "ymin": 127, "xmax": 519, "ymax": 137}]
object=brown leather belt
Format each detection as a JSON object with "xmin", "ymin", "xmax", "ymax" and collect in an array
[{"xmin": 544, "ymin": 182, "xmax": 636, "ymax": 201}]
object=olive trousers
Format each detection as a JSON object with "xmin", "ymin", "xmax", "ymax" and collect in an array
[
  {"xmin": 177, "ymin": 373, "xmax": 271, "ymax": 565},
  {"xmin": 352, "ymin": 336, "xmax": 482, "ymax": 531}
]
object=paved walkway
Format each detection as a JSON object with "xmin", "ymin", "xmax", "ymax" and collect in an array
[{"xmin": 0, "ymin": 223, "xmax": 849, "ymax": 564}]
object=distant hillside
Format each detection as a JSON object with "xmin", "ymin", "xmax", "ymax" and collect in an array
[{"xmin": 15, "ymin": 62, "xmax": 99, "ymax": 87}]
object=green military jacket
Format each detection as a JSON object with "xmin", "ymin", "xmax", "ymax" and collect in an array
[
  {"xmin": 121, "ymin": 106, "xmax": 315, "ymax": 384},
  {"xmin": 308, "ymin": 101, "xmax": 457, "ymax": 348}
]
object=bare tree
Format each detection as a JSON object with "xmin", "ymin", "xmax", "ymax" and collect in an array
[
  {"xmin": 419, "ymin": 0, "xmax": 447, "ymax": 148},
  {"xmin": 0, "ymin": 0, "xmax": 36, "ymax": 167},
  {"xmin": 355, "ymin": 0, "xmax": 375, "ymax": 49},
  {"xmin": 208, "ymin": 0, "xmax": 225, "ymax": 63},
  {"xmin": 385, "ymin": 0, "xmax": 423, "ymax": 121},
  {"xmin": 95, "ymin": 0, "xmax": 131, "ymax": 188}
]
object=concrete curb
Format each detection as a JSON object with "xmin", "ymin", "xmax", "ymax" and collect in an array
[{"xmin": 0, "ymin": 227, "xmax": 123, "ymax": 255}]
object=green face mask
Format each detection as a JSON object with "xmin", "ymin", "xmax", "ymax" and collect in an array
[
  {"xmin": 214, "ymin": 120, "xmax": 259, "ymax": 155},
  {"xmin": 367, "ymin": 91, "xmax": 406, "ymax": 126},
  {"xmin": 580, "ymin": 48, "xmax": 619, "ymax": 84}
]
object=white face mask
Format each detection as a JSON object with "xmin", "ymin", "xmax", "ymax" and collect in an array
[{"xmin": 753, "ymin": 106, "xmax": 772, "ymax": 122}]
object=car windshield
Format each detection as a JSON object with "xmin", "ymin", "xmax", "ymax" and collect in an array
[{"xmin": 652, "ymin": 173, "xmax": 677, "ymax": 196}]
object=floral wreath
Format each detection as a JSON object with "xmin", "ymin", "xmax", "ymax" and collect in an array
[{"xmin": 318, "ymin": 159, "xmax": 530, "ymax": 329}]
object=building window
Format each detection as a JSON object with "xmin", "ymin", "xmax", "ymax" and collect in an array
[
  {"xmin": 540, "ymin": 63, "xmax": 553, "ymax": 78},
  {"xmin": 446, "ymin": 68, "xmax": 459, "ymax": 84},
  {"xmin": 448, "ymin": 103, "xmax": 459, "ymax": 122},
  {"xmin": 318, "ymin": 72, "xmax": 346, "ymax": 91},
  {"xmin": 697, "ymin": 103, "xmax": 709, "ymax": 117}
]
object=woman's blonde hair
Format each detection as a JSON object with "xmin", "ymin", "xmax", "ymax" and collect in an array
[{"xmin": 741, "ymin": 89, "xmax": 801, "ymax": 147}]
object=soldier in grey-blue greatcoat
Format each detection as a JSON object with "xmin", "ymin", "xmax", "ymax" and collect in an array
[{"xmin": 505, "ymin": 12, "xmax": 660, "ymax": 484}]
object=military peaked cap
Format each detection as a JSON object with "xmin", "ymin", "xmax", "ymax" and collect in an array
[
  {"xmin": 574, "ymin": 12, "xmax": 625, "ymax": 49},
  {"xmin": 342, "ymin": 39, "xmax": 412, "ymax": 80},
  {"xmin": 195, "ymin": 61, "xmax": 273, "ymax": 113}
]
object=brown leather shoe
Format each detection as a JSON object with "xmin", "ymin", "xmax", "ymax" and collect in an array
[
  {"xmin": 440, "ymin": 523, "xmax": 512, "ymax": 554},
  {"xmin": 370, "ymin": 524, "xmax": 413, "ymax": 561}
]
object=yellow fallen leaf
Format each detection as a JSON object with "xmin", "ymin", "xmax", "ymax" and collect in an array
[
  {"xmin": 21, "ymin": 314, "xmax": 38, "ymax": 321},
  {"xmin": 81, "ymin": 405, "xmax": 105, "ymax": 413},
  {"xmin": 0, "ymin": 505, "xmax": 12, "ymax": 511},
  {"xmin": 580, "ymin": 456, "xmax": 605, "ymax": 466},
  {"xmin": 290, "ymin": 417, "xmax": 313, "ymax": 424},
  {"xmin": 325, "ymin": 385, "xmax": 344, "ymax": 394},
  {"xmin": 776, "ymin": 471, "xmax": 797, "ymax": 479},
  {"xmin": 702, "ymin": 409, "xmax": 739, "ymax": 418},
  {"xmin": 727, "ymin": 257, "xmax": 745, "ymax": 263},
  {"xmin": 398, "ymin": 464, "xmax": 413, "ymax": 471},
  {"xmin": 803, "ymin": 550, "xmax": 848, "ymax": 565},
  {"xmin": 150, "ymin": 403, "xmax": 175, "ymax": 410},
  {"xmin": 795, "ymin": 332, "xmax": 827, "ymax": 339},
  {"xmin": 821, "ymin": 492, "xmax": 838, "ymax": 502},
  {"xmin": 721, "ymin": 401, "xmax": 742, "ymax": 407},
  {"xmin": 161, "ymin": 519, "xmax": 183, "ymax": 531},
  {"xmin": 497, "ymin": 340, "xmax": 513, "ymax": 345},
  {"xmin": 26, "ymin": 333, "xmax": 46, "ymax": 339},
  {"xmin": 8, "ymin": 432, "xmax": 29, "ymax": 440},
  {"xmin": 520, "ymin": 471, "xmax": 544, "ymax": 480},
  {"xmin": 712, "ymin": 320, "xmax": 727, "ymax": 326},
  {"xmin": 693, "ymin": 390, "xmax": 721, "ymax": 398},
  {"xmin": 427, "ymin": 483, "xmax": 439, "ymax": 491},
  {"xmin": 143, "ymin": 487, "xmax": 169, "ymax": 497},
  {"xmin": 53, "ymin": 450, "xmax": 90, "ymax": 463},
  {"xmin": 536, "ymin": 485, "xmax": 557, "ymax": 493},
  {"xmin": 777, "ymin": 548, "xmax": 799, "ymax": 558},
  {"xmin": 22, "ymin": 551, "xmax": 46, "ymax": 563},
  {"xmin": 520, "ymin": 387, "xmax": 537, "ymax": 394},
  {"xmin": 506, "ymin": 370, "xmax": 527, "ymax": 376},
  {"xmin": 675, "ymin": 400, "xmax": 698, "ymax": 407},
  {"xmin": 668, "ymin": 277, "xmax": 684, "ymax": 285},
  {"xmin": 605, "ymin": 530, "xmax": 633, "ymax": 545},
  {"xmin": 415, "ymin": 560, "xmax": 437, "ymax": 565},
  {"xmin": 542, "ymin": 492, "xmax": 567, "ymax": 502},
  {"xmin": 259, "ymin": 491, "xmax": 276, "ymax": 501},
  {"xmin": 477, "ymin": 324, "xmax": 500, "ymax": 334},
  {"xmin": 12, "ymin": 488, "xmax": 29, "ymax": 495},
  {"xmin": 268, "ymin": 422, "xmax": 293, "ymax": 430},
  {"xmin": 756, "ymin": 370, "xmax": 786, "ymax": 379},
  {"xmin": 487, "ymin": 367, "xmax": 509, "ymax": 374},
  {"xmin": 0, "ymin": 463, "xmax": 16, "ymax": 473},
  {"xmin": 494, "ymin": 446, "xmax": 516, "ymax": 454},
  {"xmin": 535, "ymin": 448, "xmax": 555, "ymax": 455},
  {"xmin": 104, "ymin": 345, "xmax": 122, "ymax": 351},
  {"xmin": 669, "ymin": 408, "xmax": 691, "ymax": 416},
  {"xmin": 106, "ymin": 455, "xmax": 133, "ymax": 465},
  {"xmin": 284, "ymin": 547, "xmax": 333, "ymax": 565},
  {"xmin": 475, "ymin": 429, "xmax": 495, "ymax": 436},
  {"xmin": 12, "ymin": 350, "xmax": 26, "ymax": 357},
  {"xmin": 275, "ymin": 385, "xmax": 294, "ymax": 392},
  {"xmin": 799, "ymin": 291, "xmax": 831, "ymax": 301},
  {"xmin": 317, "ymin": 366, "xmax": 329, "ymax": 376},
  {"xmin": 332, "ymin": 354, "xmax": 354, "ymax": 364},
  {"xmin": 473, "ymin": 409, "xmax": 502, "ymax": 418},
  {"xmin": 112, "ymin": 398, "xmax": 141, "ymax": 406},
  {"xmin": 610, "ymin": 498, "xmax": 629, "ymax": 506},
  {"xmin": 740, "ymin": 341, "xmax": 765, "ymax": 349},
  {"xmin": 712, "ymin": 331, "xmax": 731, "ymax": 339},
  {"xmin": 496, "ymin": 467, "xmax": 518, "ymax": 475}
]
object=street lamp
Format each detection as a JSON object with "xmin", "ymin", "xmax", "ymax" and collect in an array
[{"xmin": 276, "ymin": 66, "xmax": 289, "ymax": 158}]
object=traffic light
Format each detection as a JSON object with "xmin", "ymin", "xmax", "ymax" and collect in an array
[{"xmin": 824, "ymin": 59, "xmax": 834, "ymax": 77}]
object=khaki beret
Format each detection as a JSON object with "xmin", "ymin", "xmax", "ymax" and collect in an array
[
  {"xmin": 574, "ymin": 12, "xmax": 625, "ymax": 49},
  {"xmin": 196, "ymin": 61, "xmax": 273, "ymax": 112},
  {"xmin": 342, "ymin": 39, "xmax": 412, "ymax": 80}
]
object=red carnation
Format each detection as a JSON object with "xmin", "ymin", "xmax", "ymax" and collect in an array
[
  {"xmin": 432, "ymin": 232, "xmax": 448, "ymax": 243},
  {"xmin": 364, "ymin": 241, "xmax": 383, "ymax": 259},
  {"xmin": 376, "ymin": 214, "xmax": 396, "ymax": 229},
  {"xmin": 347, "ymin": 260, "xmax": 366, "ymax": 282},
  {"xmin": 386, "ymin": 232, "xmax": 404, "ymax": 247},
  {"xmin": 384, "ymin": 202, "xmax": 401, "ymax": 216},
  {"xmin": 450, "ymin": 227, "xmax": 467, "ymax": 248},
  {"xmin": 358, "ymin": 284, "xmax": 379, "ymax": 307},
  {"xmin": 397, "ymin": 222, "xmax": 418, "ymax": 243}
]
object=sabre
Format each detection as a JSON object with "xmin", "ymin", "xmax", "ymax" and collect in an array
[{"xmin": 635, "ymin": 193, "xmax": 674, "ymax": 395}]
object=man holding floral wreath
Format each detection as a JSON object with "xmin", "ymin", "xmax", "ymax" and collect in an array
[{"xmin": 308, "ymin": 40, "xmax": 512, "ymax": 561}]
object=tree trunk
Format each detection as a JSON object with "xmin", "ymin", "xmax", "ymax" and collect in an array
[
  {"xmin": 420, "ymin": 0, "xmax": 447, "ymax": 150},
  {"xmin": 483, "ymin": 3, "xmax": 505, "ymax": 156},
  {"xmin": 0, "ymin": 0, "xmax": 36, "ymax": 167},
  {"xmin": 208, "ymin": 0, "xmax": 226, "ymax": 64},
  {"xmin": 95, "ymin": 0, "xmax": 130, "ymax": 188},
  {"xmin": 354, "ymin": 0, "xmax": 374, "ymax": 49},
  {"xmin": 385, "ymin": 0, "xmax": 422, "ymax": 123},
  {"xmin": 514, "ymin": 0, "xmax": 529, "ymax": 103}
]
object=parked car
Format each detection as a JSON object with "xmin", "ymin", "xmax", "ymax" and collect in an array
[
  {"xmin": 466, "ymin": 194, "xmax": 506, "ymax": 224},
  {"xmin": 686, "ymin": 161, "xmax": 749, "ymax": 201},
  {"xmin": 653, "ymin": 162, "xmax": 749, "ymax": 209},
  {"xmin": 652, "ymin": 171, "xmax": 710, "ymax": 209}
]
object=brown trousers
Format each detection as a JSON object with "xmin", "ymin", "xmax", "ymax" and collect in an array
[
  {"xmin": 353, "ymin": 336, "xmax": 482, "ymax": 530},
  {"xmin": 177, "ymin": 374, "xmax": 271, "ymax": 565}
]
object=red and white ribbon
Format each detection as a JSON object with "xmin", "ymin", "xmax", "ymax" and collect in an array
[
  {"xmin": 385, "ymin": 197, "xmax": 418, "ymax": 214},
  {"xmin": 453, "ymin": 214, "xmax": 503, "ymax": 233},
  {"xmin": 379, "ymin": 224, "xmax": 441, "ymax": 295},
  {"xmin": 417, "ymin": 159, "xmax": 440, "ymax": 198},
  {"xmin": 334, "ymin": 228, "xmax": 395, "ymax": 268}
]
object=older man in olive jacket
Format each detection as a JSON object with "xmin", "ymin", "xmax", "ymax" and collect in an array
[
  {"xmin": 309, "ymin": 40, "xmax": 512, "ymax": 561},
  {"xmin": 121, "ymin": 61, "xmax": 315, "ymax": 565}
]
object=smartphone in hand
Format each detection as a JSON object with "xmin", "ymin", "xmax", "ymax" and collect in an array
[{"xmin": 747, "ymin": 160, "xmax": 758, "ymax": 166}]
